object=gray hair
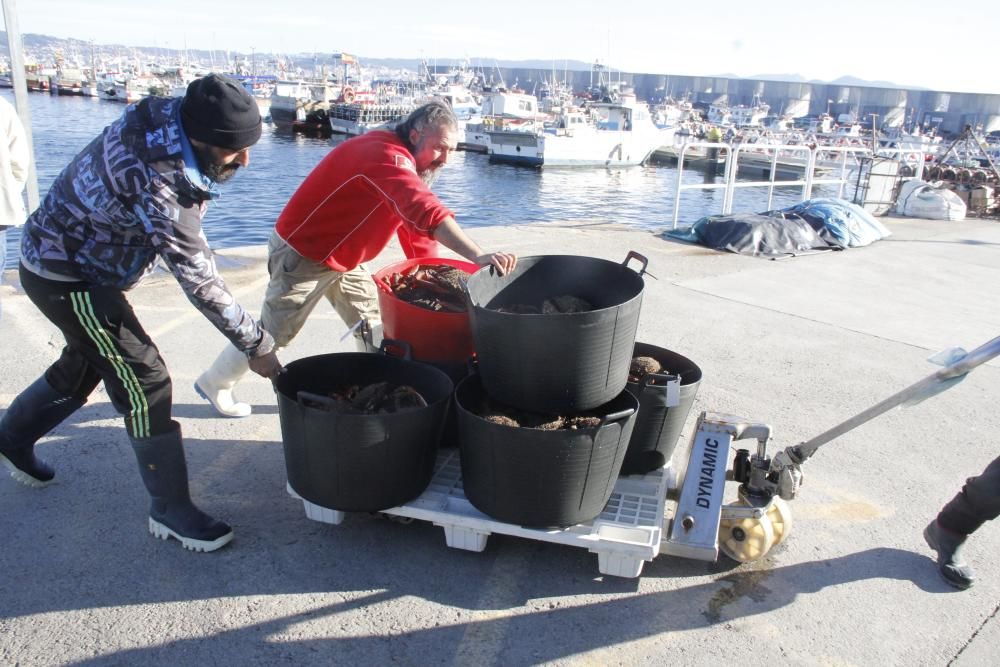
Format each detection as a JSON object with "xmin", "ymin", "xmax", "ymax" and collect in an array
[{"xmin": 394, "ymin": 100, "xmax": 458, "ymax": 149}]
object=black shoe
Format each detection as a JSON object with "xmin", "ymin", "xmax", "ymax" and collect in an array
[
  {"xmin": 924, "ymin": 521, "xmax": 974, "ymax": 590},
  {"xmin": 0, "ymin": 446, "xmax": 55, "ymax": 487}
]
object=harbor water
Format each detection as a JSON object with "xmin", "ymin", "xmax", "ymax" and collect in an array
[{"xmin": 3, "ymin": 91, "xmax": 832, "ymax": 266}]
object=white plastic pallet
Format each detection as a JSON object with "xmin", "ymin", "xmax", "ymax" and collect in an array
[{"xmin": 287, "ymin": 448, "xmax": 673, "ymax": 578}]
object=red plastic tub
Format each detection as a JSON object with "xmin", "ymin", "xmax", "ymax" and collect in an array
[{"xmin": 372, "ymin": 257, "xmax": 478, "ymax": 363}]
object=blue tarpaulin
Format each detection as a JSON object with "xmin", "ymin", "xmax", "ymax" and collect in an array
[
  {"xmin": 663, "ymin": 198, "xmax": 892, "ymax": 258},
  {"xmin": 783, "ymin": 198, "xmax": 892, "ymax": 248}
]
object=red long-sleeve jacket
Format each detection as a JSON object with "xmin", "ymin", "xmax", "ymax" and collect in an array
[{"xmin": 275, "ymin": 130, "xmax": 451, "ymax": 271}]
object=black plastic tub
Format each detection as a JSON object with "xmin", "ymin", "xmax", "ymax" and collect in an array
[
  {"xmin": 275, "ymin": 351, "xmax": 453, "ymax": 512},
  {"xmin": 455, "ymin": 374, "xmax": 638, "ymax": 528},
  {"xmin": 465, "ymin": 252, "xmax": 648, "ymax": 412},
  {"xmin": 622, "ymin": 343, "xmax": 702, "ymax": 475},
  {"xmin": 422, "ymin": 357, "xmax": 475, "ymax": 450}
]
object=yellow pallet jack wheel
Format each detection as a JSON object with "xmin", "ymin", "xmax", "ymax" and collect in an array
[
  {"xmin": 766, "ymin": 496, "xmax": 793, "ymax": 545},
  {"xmin": 719, "ymin": 500, "xmax": 776, "ymax": 562}
]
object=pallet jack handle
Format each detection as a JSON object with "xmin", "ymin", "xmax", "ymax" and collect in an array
[{"xmin": 769, "ymin": 335, "xmax": 1000, "ymax": 497}]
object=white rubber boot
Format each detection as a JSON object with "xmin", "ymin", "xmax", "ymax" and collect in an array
[{"xmin": 195, "ymin": 344, "xmax": 252, "ymax": 418}]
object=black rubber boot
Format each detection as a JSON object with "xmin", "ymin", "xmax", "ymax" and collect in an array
[
  {"xmin": 130, "ymin": 420, "xmax": 233, "ymax": 552},
  {"xmin": 0, "ymin": 376, "xmax": 86, "ymax": 488},
  {"xmin": 924, "ymin": 520, "xmax": 975, "ymax": 590}
]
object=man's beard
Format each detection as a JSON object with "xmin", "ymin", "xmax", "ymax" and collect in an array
[
  {"xmin": 419, "ymin": 167, "xmax": 440, "ymax": 187},
  {"xmin": 204, "ymin": 161, "xmax": 241, "ymax": 184},
  {"xmin": 193, "ymin": 145, "xmax": 241, "ymax": 184}
]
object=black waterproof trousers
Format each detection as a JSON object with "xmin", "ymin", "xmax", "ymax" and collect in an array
[
  {"xmin": 19, "ymin": 264, "xmax": 173, "ymax": 439},
  {"xmin": 937, "ymin": 454, "xmax": 1000, "ymax": 536}
]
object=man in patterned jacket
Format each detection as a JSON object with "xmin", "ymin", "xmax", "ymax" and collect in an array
[{"xmin": 0, "ymin": 74, "xmax": 281, "ymax": 552}]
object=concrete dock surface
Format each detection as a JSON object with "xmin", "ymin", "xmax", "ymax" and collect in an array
[{"xmin": 1, "ymin": 215, "xmax": 998, "ymax": 666}]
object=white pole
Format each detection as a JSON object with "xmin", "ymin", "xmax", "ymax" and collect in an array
[{"xmin": 2, "ymin": 0, "xmax": 39, "ymax": 210}]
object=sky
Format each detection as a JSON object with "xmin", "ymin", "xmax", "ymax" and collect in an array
[{"xmin": 6, "ymin": 0, "xmax": 1000, "ymax": 95}]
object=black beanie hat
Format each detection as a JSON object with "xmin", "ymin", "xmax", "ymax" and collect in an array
[{"xmin": 181, "ymin": 73, "xmax": 262, "ymax": 150}]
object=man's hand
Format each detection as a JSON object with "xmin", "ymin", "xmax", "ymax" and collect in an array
[
  {"xmin": 248, "ymin": 351, "xmax": 283, "ymax": 379},
  {"xmin": 432, "ymin": 217, "xmax": 517, "ymax": 276},
  {"xmin": 476, "ymin": 252, "xmax": 517, "ymax": 276}
]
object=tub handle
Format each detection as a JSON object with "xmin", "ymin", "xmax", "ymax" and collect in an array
[
  {"xmin": 637, "ymin": 372, "xmax": 680, "ymax": 392},
  {"xmin": 296, "ymin": 391, "xmax": 340, "ymax": 410},
  {"xmin": 379, "ymin": 338, "xmax": 413, "ymax": 360},
  {"xmin": 622, "ymin": 251, "xmax": 649, "ymax": 276},
  {"xmin": 602, "ymin": 407, "xmax": 636, "ymax": 424}
]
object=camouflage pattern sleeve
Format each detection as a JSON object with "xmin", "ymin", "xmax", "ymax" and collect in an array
[{"xmin": 134, "ymin": 182, "xmax": 274, "ymax": 358}]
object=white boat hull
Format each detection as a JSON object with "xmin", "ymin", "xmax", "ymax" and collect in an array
[{"xmin": 490, "ymin": 127, "xmax": 674, "ymax": 167}]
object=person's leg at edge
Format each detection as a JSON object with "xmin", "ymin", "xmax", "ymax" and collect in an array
[
  {"xmin": 924, "ymin": 454, "xmax": 1000, "ymax": 589},
  {"xmin": 1, "ymin": 228, "xmax": 6, "ymax": 320},
  {"xmin": 0, "ymin": 266, "xmax": 99, "ymax": 487},
  {"xmin": 0, "ymin": 348, "xmax": 97, "ymax": 487}
]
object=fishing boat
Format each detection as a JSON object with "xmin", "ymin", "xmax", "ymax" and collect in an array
[
  {"xmin": 653, "ymin": 96, "xmax": 697, "ymax": 129},
  {"xmin": 100, "ymin": 76, "xmax": 167, "ymax": 103},
  {"xmin": 325, "ymin": 79, "xmax": 425, "ymax": 135},
  {"xmin": 50, "ymin": 68, "xmax": 90, "ymax": 96},
  {"xmin": 328, "ymin": 101, "xmax": 416, "ymax": 136},
  {"xmin": 708, "ymin": 95, "xmax": 770, "ymax": 128},
  {"xmin": 433, "ymin": 83, "xmax": 480, "ymax": 122},
  {"xmin": 269, "ymin": 80, "xmax": 340, "ymax": 133},
  {"xmin": 488, "ymin": 95, "xmax": 673, "ymax": 168},
  {"xmin": 461, "ymin": 89, "xmax": 544, "ymax": 153},
  {"xmin": 24, "ymin": 64, "xmax": 53, "ymax": 92}
]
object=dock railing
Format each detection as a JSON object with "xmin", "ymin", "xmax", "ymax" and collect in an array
[{"xmin": 668, "ymin": 142, "xmax": 918, "ymax": 229}]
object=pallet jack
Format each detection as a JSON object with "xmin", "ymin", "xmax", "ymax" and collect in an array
[{"xmin": 662, "ymin": 335, "xmax": 1000, "ymax": 562}]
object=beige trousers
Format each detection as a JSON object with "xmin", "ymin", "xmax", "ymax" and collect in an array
[
  {"xmin": 261, "ymin": 230, "xmax": 380, "ymax": 347},
  {"xmin": 198, "ymin": 232, "xmax": 381, "ymax": 405}
]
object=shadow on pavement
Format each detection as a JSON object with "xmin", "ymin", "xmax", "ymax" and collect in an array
[{"xmin": 0, "ymin": 416, "xmax": 955, "ymax": 664}]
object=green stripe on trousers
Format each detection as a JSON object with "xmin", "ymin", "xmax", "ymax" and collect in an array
[{"xmin": 69, "ymin": 291, "xmax": 151, "ymax": 438}]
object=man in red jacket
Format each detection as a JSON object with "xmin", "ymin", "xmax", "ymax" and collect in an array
[{"xmin": 196, "ymin": 100, "xmax": 516, "ymax": 416}]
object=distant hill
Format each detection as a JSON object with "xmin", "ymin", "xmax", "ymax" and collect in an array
[
  {"xmin": 3, "ymin": 31, "xmax": 229, "ymax": 62},
  {"xmin": 0, "ymin": 31, "xmax": 944, "ymax": 93},
  {"xmin": 1, "ymin": 31, "xmax": 594, "ymax": 74},
  {"xmin": 2, "ymin": 31, "xmax": 81, "ymax": 51}
]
